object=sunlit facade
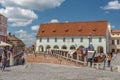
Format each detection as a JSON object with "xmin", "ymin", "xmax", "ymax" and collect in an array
[
  {"xmin": 0, "ymin": 14, "xmax": 7, "ymax": 42},
  {"xmin": 36, "ymin": 21, "xmax": 111, "ymax": 53},
  {"xmin": 110, "ymin": 30, "xmax": 120, "ymax": 53}
]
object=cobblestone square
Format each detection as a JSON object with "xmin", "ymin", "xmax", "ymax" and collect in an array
[{"xmin": 0, "ymin": 63, "xmax": 120, "ymax": 80}]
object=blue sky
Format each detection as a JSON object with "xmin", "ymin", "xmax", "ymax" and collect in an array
[{"xmin": 0, "ymin": 0, "xmax": 120, "ymax": 47}]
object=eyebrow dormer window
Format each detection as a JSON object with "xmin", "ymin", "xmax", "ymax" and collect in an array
[
  {"xmin": 65, "ymin": 29, "xmax": 69, "ymax": 32},
  {"xmin": 42, "ymin": 30, "xmax": 45, "ymax": 33},
  {"xmin": 53, "ymin": 30, "xmax": 56, "ymax": 32},
  {"xmin": 92, "ymin": 28, "xmax": 96, "ymax": 31},
  {"xmin": 78, "ymin": 29, "xmax": 82, "ymax": 32},
  {"xmin": 78, "ymin": 26, "xmax": 82, "ymax": 32}
]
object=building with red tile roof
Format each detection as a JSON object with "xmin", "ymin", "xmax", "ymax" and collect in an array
[
  {"xmin": 36, "ymin": 20, "xmax": 111, "ymax": 53},
  {"xmin": 37, "ymin": 21, "xmax": 108, "ymax": 37},
  {"xmin": 111, "ymin": 30, "xmax": 120, "ymax": 33}
]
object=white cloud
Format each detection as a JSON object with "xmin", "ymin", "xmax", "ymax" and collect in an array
[
  {"xmin": 0, "ymin": 7, "xmax": 38, "ymax": 27},
  {"xmin": 0, "ymin": 0, "xmax": 65, "ymax": 10},
  {"xmin": 0, "ymin": 0, "xmax": 65, "ymax": 27},
  {"xmin": 31, "ymin": 25, "xmax": 39, "ymax": 31},
  {"xmin": 101, "ymin": 0, "xmax": 120, "ymax": 10},
  {"xmin": 16, "ymin": 29, "xmax": 27, "ymax": 34},
  {"xmin": 105, "ymin": 11, "xmax": 109, "ymax": 14},
  {"xmin": 12, "ymin": 20, "xmax": 33, "ymax": 27},
  {"xmin": 15, "ymin": 30, "xmax": 36, "ymax": 47},
  {"xmin": 50, "ymin": 19, "xmax": 59, "ymax": 23},
  {"xmin": 111, "ymin": 25, "xmax": 116, "ymax": 29}
]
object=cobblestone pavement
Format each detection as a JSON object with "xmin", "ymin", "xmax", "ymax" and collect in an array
[{"xmin": 0, "ymin": 63, "xmax": 120, "ymax": 80}]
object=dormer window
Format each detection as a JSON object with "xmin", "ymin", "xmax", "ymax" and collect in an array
[
  {"xmin": 53, "ymin": 30, "xmax": 56, "ymax": 32},
  {"xmin": 42, "ymin": 30, "xmax": 45, "ymax": 33},
  {"xmin": 65, "ymin": 29, "xmax": 69, "ymax": 32},
  {"xmin": 78, "ymin": 29, "xmax": 82, "ymax": 32},
  {"xmin": 78, "ymin": 26, "xmax": 82, "ymax": 32},
  {"xmin": 92, "ymin": 28, "xmax": 96, "ymax": 31}
]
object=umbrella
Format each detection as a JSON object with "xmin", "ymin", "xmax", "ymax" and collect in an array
[{"xmin": 0, "ymin": 41, "xmax": 12, "ymax": 47}]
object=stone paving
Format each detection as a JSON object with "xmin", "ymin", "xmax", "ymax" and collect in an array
[
  {"xmin": 0, "ymin": 63, "xmax": 120, "ymax": 80},
  {"xmin": 0, "ymin": 53, "xmax": 120, "ymax": 80}
]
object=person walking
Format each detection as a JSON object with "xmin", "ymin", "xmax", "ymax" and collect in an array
[
  {"xmin": 19, "ymin": 56, "xmax": 25, "ymax": 65},
  {"xmin": 102, "ymin": 54, "xmax": 106, "ymax": 70},
  {"xmin": 1, "ymin": 55, "xmax": 7, "ymax": 71},
  {"xmin": 21, "ymin": 56, "xmax": 25, "ymax": 65},
  {"xmin": 106, "ymin": 54, "xmax": 112, "ymax": 67}
]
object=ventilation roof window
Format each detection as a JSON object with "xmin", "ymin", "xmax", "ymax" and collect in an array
[
  {"xmin": 92, "ymin": 28, "xmax": 96, "ymax": 31},
  {"xmin": 65, "ymin": 29, "xmax": 69, "ymax": 32},
  {"xmin": 53, "ymin": 30, "xmax": 56, "ymax": 32},
  {"xmin": 78, "ymin": 28, "xmax": 82, "ymax": 32},
  {"xmin": 42, "ymin": 30, "xmax": 45, "ymax": 33}
]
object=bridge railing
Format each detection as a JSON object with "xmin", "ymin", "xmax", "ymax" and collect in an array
[{"xmin": 50, "ymin": 49, "xmax": 85, "ymax": 66}]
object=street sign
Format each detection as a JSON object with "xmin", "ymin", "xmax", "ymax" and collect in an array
[{"xmin": 87, "ymin": 51, "xmax": 95, "ymax": 59}]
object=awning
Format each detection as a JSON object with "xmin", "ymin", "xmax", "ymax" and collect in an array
[{"xmin": 0, "ymin": 41, "xmax": 12, "ymax": 47}]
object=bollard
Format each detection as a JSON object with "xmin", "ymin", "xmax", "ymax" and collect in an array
[
  {"xmin": 87, "ymin": 62, "xmax": 90, "ymax": 67},
  {"xmin": 84, "ymin": 57, "xmax": 87, "ymax": 66},
  {"xmin": 10, "ymin": 57, "xmax": 14, "ymax": 66},
  {"xmin": 110, "ymin": 66, "xmax": 113, "ymax": 71},
  {"xmin": 103, "ymin": 66, "xmax": 105, "ymax": 70},
  {"xmin": 84, "ymin": 62, "xmax": 87, "ymax": 66},
  {"xmin": 92, "ymin": 63, "xmax": 95, "ymax": 68},
  {"xmin": 118, "ymin": 66, "xmax": 120, "ymax": 72},
  {"xmin": 96, "ymin": 63, "xmax": 100, "ymax": 69}
]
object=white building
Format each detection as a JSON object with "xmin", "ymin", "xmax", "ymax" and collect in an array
[{"xmin": 36, "ymin": 21, "xmax": 111, "ymax": 53}]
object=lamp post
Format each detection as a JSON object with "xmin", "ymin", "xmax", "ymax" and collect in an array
[
  {"xmin": 87, "ymin": 33, "xmax": 93, "ymax": 67},
  {"xmin": 88, "ymin": 33, "xmax": 92, "ymax": 49}
]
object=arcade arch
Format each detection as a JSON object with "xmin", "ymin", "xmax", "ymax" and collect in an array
[
  {"xmin": 70, "ymin": 45, "xmax": 76, "ymax": 50},
  {"xmin": 62, "ymin": 45, "xmax": 67, "ymax": 49},
  {"xmin": 97, "ymin": 46, "xmax": 104, "ymax": 53},
  {"xmin": 53, "ymin": 45, "xmax": 59, "ymax": 49},
  {"xmin": 39, "ymin": 45, "xmax": 44, "ymax": 52}
]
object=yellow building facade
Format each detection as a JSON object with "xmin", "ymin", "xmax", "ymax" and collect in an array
[{"xmin": 110, "ymin": 30, "xmax": 120, "ymax": 53}]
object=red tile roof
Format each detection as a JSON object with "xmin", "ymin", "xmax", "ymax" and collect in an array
[
  {"xmin": 111, "ymin": 30, "xmax": 120, "ymax": 33},
  {"xmin": 37, "ymin": 21, "xmax": 108, "ymax": 37}
]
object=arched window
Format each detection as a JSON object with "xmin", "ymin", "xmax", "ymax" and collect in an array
[
  {"xmin": 53, "ymin": 45, "xmax": 59, "ymax": 49},
  {"xmin": 79, "ymin": 45, "xmax": 84, "ymax": 48},
  {"xmin": 70, "ymin": 45, "xmax": 76, "ymax": 50},
  {"xmin": 97, "ymin": 46, "xmax": 104, "ymax": 53},
  {"xmin": 46, "ymin": 45, "xmax": 51, "ymax": 51},
  {"xmin": 39, "ymin": 45, "xmax": 44, "ymax": 52},
  {"xmin": 62, "ymin": 45, "xmax": 67, "ymax": 49}
]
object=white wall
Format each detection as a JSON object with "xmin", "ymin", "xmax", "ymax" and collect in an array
[{"xmin": 36, "ymin": 36, "xmax": 107, "ymax": 53}]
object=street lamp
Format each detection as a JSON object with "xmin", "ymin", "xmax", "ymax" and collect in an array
[{"xmin": 88, "ymin": 33, "xmax": 92, "ymax": 49}]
